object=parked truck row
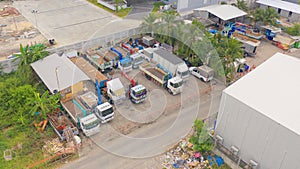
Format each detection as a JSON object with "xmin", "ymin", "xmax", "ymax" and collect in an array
[{"xmin": 48, "ymin": 35, "xmax": 215, "ymax": 139}]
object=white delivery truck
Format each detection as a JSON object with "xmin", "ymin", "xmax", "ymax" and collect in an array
[{"xmin": 152, "ymin": 48, "xmax": 189, "ymax": 80}]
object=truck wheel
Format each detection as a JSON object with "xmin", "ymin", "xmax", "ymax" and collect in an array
[{"xmin": 167, "ymin": 88, "xmax": 173, "ymax": 95}]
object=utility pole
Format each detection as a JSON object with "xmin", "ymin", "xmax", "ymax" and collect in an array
[
  {"xmin": 55, "ymin": 67, "xmax": 60, "ymax": 92},
  {"xmin": 32, "ymin": 9, "xmax": 38, "ymax": 28}
]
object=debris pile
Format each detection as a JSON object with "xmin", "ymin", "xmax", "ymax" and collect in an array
[
  {"xmin": 0, "ymin": 6, "xmax": 20, "ymax": 17},
  {"xmin": 42, "ymin": 138, "xmax": 64, "ymax": 155},
  {"xmin": 162, "ymin": 139, "xmax": 225, "ymax": 169}
]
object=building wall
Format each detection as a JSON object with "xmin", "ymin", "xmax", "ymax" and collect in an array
[
  {"xmin": 290, "ymin": 13, "xmax": 300, "ymax": 22},
  {"xmin": 259, "ymin": 4, "xmax": 267, "ymax": 10},
  {"xmin": 215, "ymin": 92, "xmax": 300, "ymax": 169},
  {"xmin": 280, "ymin": 9, "xmax": 290, "ymax": 18},
  {"xmin": 0, "ymin": 57, "xmax": 20, "ymax": 74},
  {"xmin": 283, "ymin": 0, "xmax": 299, "ymax": 4},
  {"xmin": 167, "ymin": 0, "xmax": 220, "ymax": 12}
]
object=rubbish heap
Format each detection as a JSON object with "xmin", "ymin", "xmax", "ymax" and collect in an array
[
  {"xmin": 161, "ymin": 139, "xmax": 224, "ymax": 169},
  {"xmin": 42, "ymin": 138, "xmax": 64, "ymax": 155}
]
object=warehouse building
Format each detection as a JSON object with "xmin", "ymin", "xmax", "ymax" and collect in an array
[
  {"xmin": 256, "ymin": 0, "xmax": 300, "ymax": 22},
  {"xmin": 162, "ymin": 0, "xmax": 219, "ymax": 12},
  {"xmin": 215, "ymin": 53, "xmax": 300, "ymax": 169}
]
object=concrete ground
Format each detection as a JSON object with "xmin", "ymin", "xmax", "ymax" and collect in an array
[
  {"xmin": 126, "ymin": 0, "xmax": 155, "ymax": 20},
  {"xmin": 13, "ymin": 0, "xmax": 142, "ymax": 46},
  {"xmin": 0, "ymin": 2, "xmax": 46, "ymax": 57}
]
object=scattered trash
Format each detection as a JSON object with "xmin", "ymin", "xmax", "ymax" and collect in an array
[
  {"xmin": 161, "ymin": 139, "xmax": 225, "ymax": 169},
  {"xmin": 42, "ymin": 138, "xmax": 64, "ymax": 155}
]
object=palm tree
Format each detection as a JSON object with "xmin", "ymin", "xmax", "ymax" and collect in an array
[
  {"xmin": 115, "ymin": 0, "xmax": 122, "ymax": 12},
  {"xmin": 263, "ymin": 7, "xmax": 279, "ymax": 25},
  {"xmin": 140, "ymin": 13, "xmax": 160, "ymax": 37},
  {"xmin": 15, "ymin": 44, "xmax": 30, "ymax": 67},
  {"xmin": 252, "ymin": 8, "xmax": 279, "ymax": 26},
  {"xmin": 15, "ymin": 44, "xmax": 48, "ymax": 83},
  {"xmin": 235, "ymin": 0, "xmax": 248, "ymax": 12},
  {"xmin": 29, "ymin": 44, "xmax": 48, "ymax": 62},
  {"xmin": 209, "ymin": 34, "xmax": 243, "ymax": 83},
  {"xmin": 28, "ymin": 91, "xmax": 61, "ymax": 120}
]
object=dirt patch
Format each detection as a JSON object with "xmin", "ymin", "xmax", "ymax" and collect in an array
[{"xmin": 0, "ymin": 2, "xmax": 46, "ymax": 57}]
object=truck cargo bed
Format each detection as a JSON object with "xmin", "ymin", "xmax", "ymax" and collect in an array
[
  {"xmin": 139, "ymin": 63, "xmax": 167, "ymax": 85},
  {"xmin": 70, "ymin": 57, "xmax": 107, "ymax": 83}
]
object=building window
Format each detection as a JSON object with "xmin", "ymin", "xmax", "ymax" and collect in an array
[
  {"xmin": 278, "ymin": 8, "xmax": 281, "ymax": 14},
  {"xmin": 289, "ymin": 11, "xmax": 293, "ymax": 17}
]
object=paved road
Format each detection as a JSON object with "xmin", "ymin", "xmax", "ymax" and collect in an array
[
  {"xmin": 13, "ymin": 0, "xmax": 142, "ymax": 46},
  {"xmin": 126, "ymin": 1, "xmax": 155, "ymax": 20},
  {"xmin": 62, "ymin": 77, "xmax": 224, "ymax": 169}
]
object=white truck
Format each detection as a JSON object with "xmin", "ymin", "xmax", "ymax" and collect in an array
[
  {"xmin": 189, "ymin": 65, "xmax": 215, "ymax": 82},
  {"xmin": 140, "ymin": 63, "xmax": 183, "ymax": 95},
  {"xmin": 129, "ymin": 84, "xmax": 147, "ymax": 104},
  {"xmin": 152, "ymin": 48, "xmax": 189, "ymax": 80},
  {"xmin": 62, "ymin": 98, "xmax": 100, "ymax": 137},
  {"xmin": 104, "ymin": 78, "xmax": 126, "ymax": 104},
  {"xmin": 130, "ymin": 53, "xmax": 144, "ymax": 69}
]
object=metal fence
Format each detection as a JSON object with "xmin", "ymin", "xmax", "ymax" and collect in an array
[
  {"xmin": 47, "ymin": 27, "xmax": 141, "ymax": 55},
  {"xmin": 213, "ymin": 140, "xmax": 253, "ymax": 169}
]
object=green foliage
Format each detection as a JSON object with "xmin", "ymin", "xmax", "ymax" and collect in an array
[
  {"xmin": 220, "ymin": 1, "xmax": 227, "ymax": 4},
  {"xmin": 152, "ymin": 2, "xmax": 165, "ymax": 12},
  {"xmin": 285, "ymin": 24, "xmax": 300, "ymax": 36},
  {"xmin": 209, "ymin": 33, "xmax": 244, "ymax": 83},
  {"xmin": 252, "ymin": 8, "xmax": 279, "ymax": 26},
  {"xmin": 0, "ymin": 44, "xmax": 58, "ymax": 168},
  {"xmin": 28, "ymin": 91, "xmax": 61, "ymax": 120},
  {"xmin": 236, "ymin": 0, "xmax": 248, "ymax": 12},
  {"xmin": 87, "ymin": 0, "xmax": 131, "ymax": 18},
  {"xmin": 14, "ymin": 44, "xmax": 48, "ymax": 84},
  {"xmin": 189, "ymin": 119, "xmax": 213, "ymax": 154}
]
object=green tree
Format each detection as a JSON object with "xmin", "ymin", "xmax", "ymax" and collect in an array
[
  {"xmin": 252, "ymin": 8, "xmax": 279, "ymax": 26},
  {"xmin": 28, "ymin": 91, "xmax": 61, "ymax": 120},
  {"xmin": 263, "ymin": 7, "xmax": 279, "ymax": 25},
  {"xmin": 236, "ymin": 0, "xmax": 248, "ymax": 12},
  {"xmin": 141, "ymin": 13, "xmax": 160, "ymax": 37},
  {"xmin": 115, "ymin": 0, "xmax": 122, "ymax": 12},
  {"xmin": 14, "ymin": 44, "xmax": 48, "ymax": 83},
  {"xmin": 285, "ymin": 24, "xmax": 300, "ymax": 36},
  {"xmin": 189, "ymin": 119, "xmax": 213, "ymax": 154},
  {"xmin": 252, "ymin": 8, "xmax": 264, "ymax": 26},
  {"xmin": 209, "ymin": 34, "xmax": 243, "ymax": 83}
]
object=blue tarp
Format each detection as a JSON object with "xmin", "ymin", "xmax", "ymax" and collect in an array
[{"xmin": 216, "ymin": 156, "xmax": 224, "ymax": 166}]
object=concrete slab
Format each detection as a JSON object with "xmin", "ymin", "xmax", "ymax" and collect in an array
[{"xmin": 13, "ymin": 0, "xmax": 141, "ymax": 46}]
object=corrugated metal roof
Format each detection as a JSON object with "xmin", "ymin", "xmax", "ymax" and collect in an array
[
  {"xmin": 154, "ymin": 48, "xmax": 183, "ymax": 65},
  {"xmin": 31, "ymin": 53, "xmax": 90, "ymax": 94},
  {"xmin": 224, "ymin": 53, "xmax": 300, "ymax": 135},
  {"xmin": 195, "ymin": 5, "xmax": 247, "ymax": 21},
  {"xmin": 257, "ymin": 0, "xmax": 300, "ymax": 14}
]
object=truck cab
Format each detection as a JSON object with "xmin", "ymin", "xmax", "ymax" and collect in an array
[
  {"xmin": 130, "ymin": 53, "xmax": 143, "ymax": 69},
  {"xmin": 79, "ymin": 114, "xmax": 100, "ymax": 137},
  {"xmin": 167, "ymin": 76, "xmax": 183, "ymax": 95},
  {"xmin": 119, "ymin": 57, "xmax": 132, "ymax": 72},
  {"xmin": 107, "ymin": 78, "xmax": 126, "ymax": 104},
  {"xmin": 94, "ymin": 102, "xmax": 114, "ymax": 123},
  {"xmin": 189, "ymin": 65, "xmax": 214, "ymax": 82},
  {"xmin": 176, "ymin": 64, "xmax": 190, "ymax": 79},
  {"xmin": 130, "ymin": 84, "xmax": 147, "ymax": 104}
]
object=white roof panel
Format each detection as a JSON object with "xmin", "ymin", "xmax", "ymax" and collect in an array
[
  {"xmin": 107, "ymin": 78, "xmax": 124, "ymax": 91},
  {"xmin": 257, "ymin": 0, "xmax": 300, "ymax": 14},
  {"xmin": 195, "ymin": 5, "xmax": 247, "ymax": 21},
  {"xmin": 31, "ymin": 53, "xmax": 90, "ymax": 94},
  {"xmin": 224, "ymin": 53, "xmax": 300, "ymax": 135}
]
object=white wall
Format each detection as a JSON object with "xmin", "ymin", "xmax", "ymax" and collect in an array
[{"xmin": 216, "ymin": 92, "xmax": 300, "ymax": 169}]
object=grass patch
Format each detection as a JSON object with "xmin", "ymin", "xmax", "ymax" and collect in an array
[
  {"xmin": 87, "ymin": 0, "xmax": 132, "ymax": 18},
  {"xmin": 152, "ymin": 2, "xmax": 165, "ymax": 12},
  {"xmin": 0, "ymin": 126, "xmax": 57, "ymax": 169}
]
